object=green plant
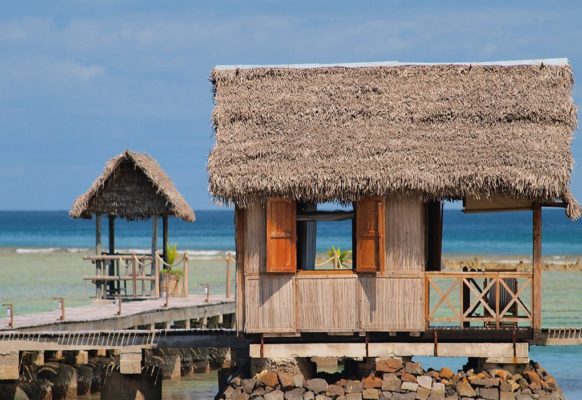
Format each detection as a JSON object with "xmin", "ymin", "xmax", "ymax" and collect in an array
[
  {"xmin": 161, "ymin": 268, "xmax": 183, "ymax": 279},
  {"xmin": 327, "ymin": 246, "xmax": 352, "ymax": 269},
  {"xmin": 166, "ymin": 243, "xmax": 178, "ymax": 266}
]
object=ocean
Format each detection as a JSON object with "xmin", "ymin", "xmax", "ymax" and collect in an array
[
  {"xmin": 0, "ymin": 209, "xmax": 581, "ymax": 398},
  {"xmin": 0, "ymin": 208, "xmax": 581, "ymax": 257}
]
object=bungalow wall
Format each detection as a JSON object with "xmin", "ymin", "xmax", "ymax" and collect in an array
[{"xmin": 236, "ymin": 196, "xmax": 428, "ymax": 335}]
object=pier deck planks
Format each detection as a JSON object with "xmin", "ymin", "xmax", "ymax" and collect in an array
[{"xmin": 0, "ymin": 295, "xmax": 235, "ymax": 332}]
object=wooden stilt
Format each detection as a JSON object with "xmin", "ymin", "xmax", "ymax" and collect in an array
[
  {"xmin": 95, "ymin": 213, "xmax": 102, "ymax": 299},
  {"xmin": 533, "ymin": 204, "xmax": 542, "ymax": 337},
  {"xmin": 108, "ymin": 215, "xmax": 116, "ymax": 297},
  {"xmin": 151, "ymin": 216, "xmax": 158, "ymax": 296},
  {"xmin": 162, "ymin": 214, "xmax": 169, "ymax": 268},
  {"xmin": 151, "ymin": 216, "xmax": 158, "ymax": 259},
  {"xmin": 95, "ymin": 213, "xmax": 102, "ymax": 255}
]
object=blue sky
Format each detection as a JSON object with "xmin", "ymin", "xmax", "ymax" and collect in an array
[{"xmin": 0, "ymin": 0, "xmax": 581, "ymax": 210}]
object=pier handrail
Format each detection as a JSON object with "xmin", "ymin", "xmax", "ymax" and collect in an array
[{"xmin": 83, "ymin": 254, "xmax": 153, "ymax": 261}]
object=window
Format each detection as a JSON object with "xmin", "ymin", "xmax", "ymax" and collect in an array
[
  {"xmin": 297, "ymin": 202, "xmax": 354, "ymax": 271},
  {"xmin": 265, "ymin": 197, "xmax": 386, "ymax": 273}
]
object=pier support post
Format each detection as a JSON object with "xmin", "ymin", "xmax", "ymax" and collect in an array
[
  {"xmin": 76, "ymin": 350, "xmax": 89, "ymax": 365},
  {"xmin": 0, "ymin": 351, "xmax": 18, "ymax": 380},
  {"xmin": 120, "ymin": 349, "xmax": 143, "ymax": 375},
  {"xmin": 34, "ymin": 351, "xmax": 44, "ymax": 366},
  {"xmin": 101, "ymin": 366, "xmax": 162, "ymax": 400}
]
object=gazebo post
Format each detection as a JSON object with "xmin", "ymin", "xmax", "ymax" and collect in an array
[
  {"xmin": 151, "ymin": 215, "xmax": 158, "ymax": 258},
  {"xmin": 151, "ymin": 215, "xmax": 158, "ymax": 295},
  {"xmin": 108, "ymin": 215, "xmax": 116, "ymax": 296},
  {"xmin": 95, "ymin": 213, "xmax": 102, "ymax": 255},
  {"xmin": 162, "ymin": 214, "xmax": 169, "ymax": 268},
  {"xmin": 95, "ymin": 213, "xmax": 102, "ymax": 299}
]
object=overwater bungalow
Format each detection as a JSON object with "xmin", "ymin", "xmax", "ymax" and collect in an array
[
  {"xmin": 208, "ymin": 59, "xmax": 578, "ymax": 361},
  {"xmin": 70, "ymin": 150, "xmax": 195, "ymax": 300}
]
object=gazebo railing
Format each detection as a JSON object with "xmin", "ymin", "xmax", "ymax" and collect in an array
[
  {"xmin": 84, "ymin": 251, "xmax": 236, "ymax": 301},
  {"xmin": 83, "ymin": 254, "xmax": 157, "ymax": 300}
]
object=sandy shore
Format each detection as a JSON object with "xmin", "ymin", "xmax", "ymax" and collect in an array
[{"xmin": 443, "ymin": 256, "xmax": 582, "ymax": 272}]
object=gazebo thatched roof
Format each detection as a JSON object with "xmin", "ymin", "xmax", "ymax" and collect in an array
[
  {"xmin": 70, "ymin": 150, "xmax": 195, "ymax": 221},
  {"xmin": 209, "ymin": 59, "xmax": 580, "ymax": 218}
]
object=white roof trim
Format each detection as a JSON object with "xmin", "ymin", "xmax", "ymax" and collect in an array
[{"xmin": 214, "ymin": 58, "xmax": 569, "ymax": 70}]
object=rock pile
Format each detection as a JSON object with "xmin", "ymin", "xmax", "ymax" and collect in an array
[{"xmin": 220, "ymin": 359, "xmax": 564, "ymax": 400}]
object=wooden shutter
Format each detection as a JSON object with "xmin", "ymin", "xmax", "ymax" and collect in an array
[
  {"xmin": 266, "ymin": 198, "xmax": 297, "ymax": 273},
  {"xmin": 356, "ymin": 197, "xmax": 385, "ymax": 272}
]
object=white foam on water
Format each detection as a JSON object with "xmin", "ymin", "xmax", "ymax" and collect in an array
[
  {"xmin": 66, "ymin": 248, "xmax": 89, "ymax": 253},
  {"xmin": 15, "ymin": 248, "xmax": 56, "ymax": 254}
]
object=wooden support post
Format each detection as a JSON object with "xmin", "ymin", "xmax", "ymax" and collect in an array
[
  {"xmin": 95, "ymin": 213, "xmax": 103, "ymax": 299},
  {"xmin": 116, "ymin": 295, "xmax": 122, "ymax": 316},
  {"xmin": 235, "ymin": 207, "xmax": 246, "ymax": 334},
  {"xmin": 462, "ymin": 272, "xmax": 470, "ymax": 328},
  {"xmin": 2, "ymin": 304, "xmax": 13, "ymax": 329},
  {"xmin": 0, "ymin": 351, "xmax": 19, "ymax": 380},
  {"xmin": 96, "ymin": 213, "xmax": 102, "ymax": 255},
  {"xmin": 151, "ymin": 216, "xmax": 158, "ymax": 258},
  {"xmin": 533, "ymin": 205, "xmax": 542, "ymax": 337},
  {"xmin": 76, "ymin": 350, "xmax": 89, "ymax": 365},
  {"xmin": 53, "ymin": 297, "xmax": 65, "ymax": 321},
  {"xmin": 108, "ymin": 215, "xmax": 116, "ymax": 296},
  {"xmin": 162, "ymin": 214, "xmax": 169, "ymax": 268},
  {"xmin": 201, "ymin": 284, "xmax": 210, "ymax": 303},
  {"xmin": 226, "ymin": 253, "xmax": 231, "ymax": 299},
  {"xmin": 154, "ymin": 254, "xmax": 160, "ymax": 298},
  {"xmin": 131, "ymin": 254, "xmax": 137, "ymax": 298},
  {"xmin": 183, "ymin": 252, "xmax": 189, "ymax": 296},
  {"xmin": 119, "ymin": 349, "xmax": 142, "ymax": 375},
  {"xmin": 151, "ymin": 216, "xmax": 158, "ymax": 296}
]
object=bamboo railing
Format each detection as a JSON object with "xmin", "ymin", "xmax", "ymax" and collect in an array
[
  {"xmin": 84, "ymin": 251, "xmax": 235, "ymax": 301},
  {"xmin": 425, "ymin": 271, "xmax": 533, "ymax": 329},
  {"xmin": 83, "ymin": 254, "xmax": 157, "ymax": 300}
]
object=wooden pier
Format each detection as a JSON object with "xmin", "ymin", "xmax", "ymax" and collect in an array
[{"xmin": 0, "ymin": 295, "xmax": 235, "ymax": 332}]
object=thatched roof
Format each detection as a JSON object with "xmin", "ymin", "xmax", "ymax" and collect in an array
[
  {"xmin": 70, "ymin": 150, "xmax": 195, "ymax": 221},
  {"xmin": 209, "ymin": 59, "xmax": 580, "ymax": 218}
]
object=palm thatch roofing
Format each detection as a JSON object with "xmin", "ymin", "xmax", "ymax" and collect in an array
[
  {"xmin": 70, "ymin": 150, "xmax": 195, "ymax": 221},
  {"xmin": 209, "ymin": 59, "xmax": 580, "ymax": 219}
]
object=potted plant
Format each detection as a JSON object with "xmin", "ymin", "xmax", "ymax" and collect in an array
[{"xmin": 161, "ymin": 243, "xmax": 184, "ymax": 297}]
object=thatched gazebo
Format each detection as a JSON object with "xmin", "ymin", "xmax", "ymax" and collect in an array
[{"xmin": 70, "ymin": 150, "xmax": 195, "ymax": 297}]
